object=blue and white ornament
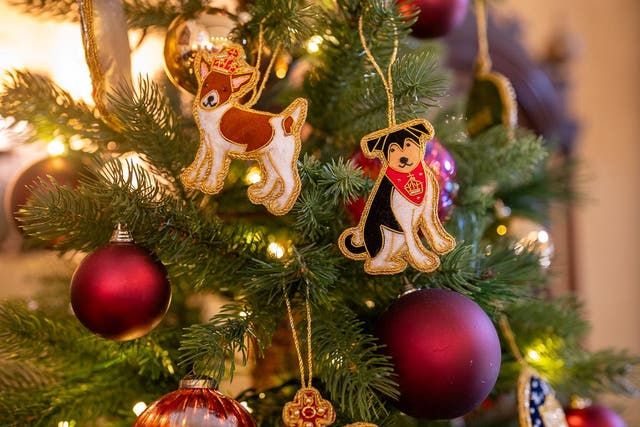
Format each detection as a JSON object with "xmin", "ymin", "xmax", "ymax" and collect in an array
[{"xmin": 518, "ymin": 366, "xmax": 568, "ymax": 427}]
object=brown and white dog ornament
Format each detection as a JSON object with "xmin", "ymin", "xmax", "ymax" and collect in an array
[
  {"xmin": 339, "ymin": 119, "xmax": 456, "ymax": 274},
  {"xmin": 180, "ymin": 45, "xmax": 307, "ymax": 215}
]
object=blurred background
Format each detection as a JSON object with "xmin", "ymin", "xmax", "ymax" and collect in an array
[{"xmin": 0, "ymin": 0, "xmax": 638, "ymax": 423}]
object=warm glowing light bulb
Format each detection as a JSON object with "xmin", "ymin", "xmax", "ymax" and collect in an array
[
  {"xmin": 306, "ymin": 35, "xmax": 323, "ymax": 53},
  {"xmin": 132, "ymin": 401, "xmax": 147, "ymax": 416},
  {"xmin": 496, "ymin": 224, "xmax": 508, "ymax": 236},
  {"xmin": 240, "ymin": 401, "xmax": 253, "ymax": 413},
  {"xmin": 537, "ymin": 230, "xmax": 549, "ymax": 244},
  {"xmin": 245, "ymin": 166, "xmax": 262, "ymax": 184},
  {"xmin": 47, "ymin": 138, "xmax": 66, "ymax": 156},
  {"xmin": 527, "ymin": 349, "xmax": 541, "ymax": 361},
  {"xmin": 267, "ymin": 242, "xmax": 285, "ymax": 259},
  {"xmin": 275, "ymin": 64, "xmax": 288, "ymax": 79}
]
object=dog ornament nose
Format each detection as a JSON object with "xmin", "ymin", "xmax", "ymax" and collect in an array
[{"xmin": 400, "ymin": 156, "xmax": 409, "ymax": 164}]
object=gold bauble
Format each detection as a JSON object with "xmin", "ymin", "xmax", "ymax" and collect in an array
[{"xmin": 163, "ymin": 8, "xmax": 239, "ymax": 94}]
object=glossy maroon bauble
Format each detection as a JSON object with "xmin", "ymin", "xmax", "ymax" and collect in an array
[
  {"xmin": 133, "ymin": 377, "xmax": 257, "ymax": 427},
  {"xmin": 375, "ymin": 289, "xmax": 501, "ymax": 419},
  {"xmin": 346, "ymin": 138, "xmax": 458, "ymax": 222},
  {"xmin": 6, "ymin": 155, "xmax": 86, "ymax": 231},
  {"xmin": 400, "ymin": 0, "xmax": 469, "ymax": 39},
  {"xmin": 565, "ymin": 405, "xmax": 627, "ymax": 427},
  {"xmin": 70, "ymin": 239, "xmax": 171, "ymax": 341}
]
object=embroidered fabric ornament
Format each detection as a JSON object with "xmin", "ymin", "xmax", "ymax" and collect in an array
[
  {"xmin": 338, "ymin": 16, "xmax": 455, "ymax": 275},
  {"xmin": 499, "ymin": 317, "xmax": 568, "ymax": 427},
  {"xmin": 180, "ymin": 43, "xmax": 307, "ymax": 215},
  {"xmin": 518, "ymin": 366, "xmax": 568, "ymax": 427},
  {"xmin": 339, "ymin": 120, "xmax": 456, "ymax": 274},
  {"xmin": 283, "ymin": 387, "xmax": 336, "ymax": 427},
  {"xmin": 465, "ymin": 0, "xmax": 517, "ymax": 137},
  {"xmin": 281, "ymin": 282, "xmax": 335, "ymax": 427}
]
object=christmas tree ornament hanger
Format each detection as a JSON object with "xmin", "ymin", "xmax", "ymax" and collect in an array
[
  {"xmin": 281, "ymin": 280, "xmax": 336, "ymax": 426},
  {"xmin": 357, "ymin": 14, "xmax": 398, "ymax": 127},
  {"xmin": 465, "ymin": 0, "xmax": 517, "ymax": 136},
  {"xmin": 338, "ymin": 15, "xmax": 455, "ymax": 275}
]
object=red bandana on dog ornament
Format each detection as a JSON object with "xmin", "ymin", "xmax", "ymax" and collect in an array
[
  {"xmin": 385, "ymin": 163, "xmax": 427, "ymax": 205},
  {"xmin": 338, "ymin": 15, "xmax": 456, "ymax": 275}
]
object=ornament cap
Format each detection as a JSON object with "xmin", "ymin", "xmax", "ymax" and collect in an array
[
  {"xmin": 110, "ymin": 223, "xmax": 134, "ymax": 243},
  {"xmin": 179, "ymin": 375, "xmax": 219, "ymax": 390}
]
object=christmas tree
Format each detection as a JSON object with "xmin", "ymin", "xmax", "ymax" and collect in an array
[{"xmin": 0, "ymin": 0, "xmax": 637, "ymax": 426}]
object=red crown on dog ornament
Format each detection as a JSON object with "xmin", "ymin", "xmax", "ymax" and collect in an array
[{"xmin": 203, "ymin": 45, "xmax": 247, "ymax": 74}]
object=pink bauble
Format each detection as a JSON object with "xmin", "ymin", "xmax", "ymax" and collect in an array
[
  {"xmin": 375, "ymin": 289, "xmax": 501, "ymax": 419},
  {"xmin": 400, "ymin": 0, "xmax": 469, "ymax": 39},
  {"xmin": 70, "ymin": 239, "xmax": 171, "ymax": 341},
  {"xmin": 565, "ymin": 405, "xmax": 627, "ymax": 427}
]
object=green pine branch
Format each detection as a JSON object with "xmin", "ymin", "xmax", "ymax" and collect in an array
[
  {"xmin": 313, "ymin": 307, "xmax": 398, "ymax": 422},
  {"xmin": 0, "ymin": 300, "xmax": 183, "ymax": 426},
  {"xmin": 108, "ymin": 78, "xmax": 197, "ymax": 194},
  {"xmin": 0, "ymin": 71, "xmax": 120, "ymax": 149}
]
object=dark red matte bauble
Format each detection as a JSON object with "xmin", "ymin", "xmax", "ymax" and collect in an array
[
  {"xmin": 375, "ymin": 289, "xmax": 501, "ymax": 419},
  {"xmin": 6, "ymin": 155, "xmax": 85, "ymax": 231},
  {"xmin": 565, "ymin": 405, "xmax": 627, "ymax": 427},
  {"xmin": 346, "ymin": 138, "xmax": 458, "ymax": 223},
  {"xmin": 70, "ymin": 241, "xmax": 171, "ymax": 341},
  {"xmin": 400, "ymin": 0, "xmax": 468, "ymax": 39},
  {"xmin": 133, "ymin": 377, "xmax": 257, "ymax": 427}
]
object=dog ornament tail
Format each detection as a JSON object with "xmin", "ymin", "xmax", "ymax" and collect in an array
[{"xmin": 339, "ymin": 227, "xmax": 368, "ymax": 259}]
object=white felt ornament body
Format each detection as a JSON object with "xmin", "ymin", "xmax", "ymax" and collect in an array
[
  {"xmin": 180, "ymin": 45, "xmax": 307, "ymax": 216},
  {"xmin": 339, "ymin": 119, "xmax": 456, "ymax": 274}
]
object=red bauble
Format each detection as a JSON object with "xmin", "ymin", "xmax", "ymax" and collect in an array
[
  {"xmin": 6, "ymin": 155, "xmax": 86, "ymax": 231},
  {"xmin": 400, "ymin": 0, "xmax": 469, "ymax": 39},
  {"xmin": 565, "ymin": 405, "xmax": 627, "ymax": 427},
  {"xmin": 134, "ymin": 377, "xmax": 256, "ymax": 427},
  {"xmin": 375, "ymin": 289, "xmax": 501, "ymax": 419},
  {"xmin": 346, "ymin": 138, "xmax": 458, "ymax": 222},
  {"xmin": 70, "ymin": 229, "xmax": 171, "ymax": 341}
]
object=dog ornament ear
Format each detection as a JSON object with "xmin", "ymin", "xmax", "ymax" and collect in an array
[
  {"xmin": 197, "ymin": 57, "xmax": 210, "ymax": 83},
  {"xmin": 339, "ymin": 118, "xmax": 456, "ymax": 275}
]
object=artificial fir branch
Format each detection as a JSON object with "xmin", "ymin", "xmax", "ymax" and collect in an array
[
  {"xmin": 123, "ymin": 0, "xmax": 207, "ymax": 31},
  {"xmin": 295, "ymin": 156, "xmax": 367, "ymax": 241},
  {"xmin": 243, "ymin": 0, "xmax": 318, "ymax": 50},
  {"xmin": 179, "ymin": 303, "xmax": 271, "ymax": 383},
  {"xmin": 0, "ymin": 71, "xmax": 120, "ymax": 149},
  {"xmin": 313, "ymin": 307, "xmax": 398, "ymax": 422},
  {"xmin": 20, "ymin": 159, "xmax": 265, "ymax": 289},
  {"xmin": 444, "ymin": 124, "xmax": 548, "ymax": 188},
  {"xmin": 500, "ymin": 298, "xmax": 640, "ymax": 397},
  {"xmin": 108, "ymin": 77, "xmax": 196, "ymax": 194},
  {"xmin": 0, "ymin": 301, "xmax": 182, "ymax": 426}
]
